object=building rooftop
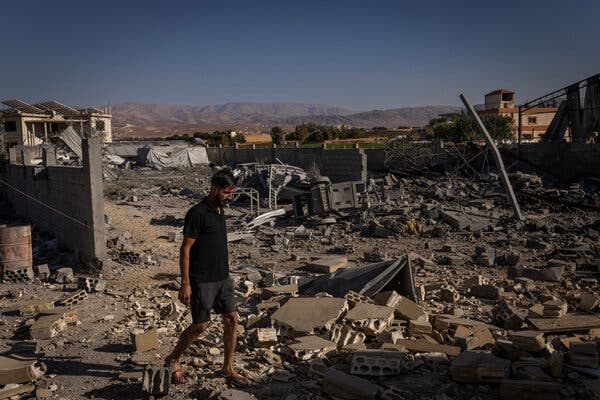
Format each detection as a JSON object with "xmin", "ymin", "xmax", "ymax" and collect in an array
[
  {"xmin": 1, "ymin": 99, "xmax": 110, "ymax": 117},
  {"xmin": 485, "ymin": 89, "xmax": 515, "ymax": 96}
]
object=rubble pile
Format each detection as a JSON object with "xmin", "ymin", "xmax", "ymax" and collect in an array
[{"xmin": 2, "ymin": 165, "xmax": 600, "ymax": 399}]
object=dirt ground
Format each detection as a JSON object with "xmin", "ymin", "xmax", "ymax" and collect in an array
[{"xmin": 1, "ymin": 167, "xmax": 600, "ymax": 399}]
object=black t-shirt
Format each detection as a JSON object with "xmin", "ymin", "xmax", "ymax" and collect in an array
[{"xmin": 183, "ymin": 197, "xmax": 229, "ymax": 283}]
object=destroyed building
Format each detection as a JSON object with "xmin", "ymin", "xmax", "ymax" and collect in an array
[{"xmin": 1, "ymin": 99, "xmax": 112, "ymax": 151}]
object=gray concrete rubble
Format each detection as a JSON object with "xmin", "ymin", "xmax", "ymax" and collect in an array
[{"xmin": 3, "ymin": 158, "xmax": 600, "ymax": 399}]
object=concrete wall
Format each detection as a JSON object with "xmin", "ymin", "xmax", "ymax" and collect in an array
[
  {"xmin": 1, "ymin": 137, "xmax": 106, "ymax": 262},
  {"xmin": 206, "ymin": 145, "xmax": 368, "ymax": 182},
  {"xmin": 501, "ymin": 143, "xmax": 600, "ymax": 182}
]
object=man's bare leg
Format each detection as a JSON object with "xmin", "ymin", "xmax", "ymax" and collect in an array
[
  {"xmin": 221, "ymin": 312, "xmax": 248, "ymax": 384},
  {"xmin": 165, "ymin": 322, "xmax": 207, "ymax": 382}
]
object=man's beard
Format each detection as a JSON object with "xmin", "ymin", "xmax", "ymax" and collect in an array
[{"xmin": 219, "ymin": 198, "xmax": 231, "ymax": 208}]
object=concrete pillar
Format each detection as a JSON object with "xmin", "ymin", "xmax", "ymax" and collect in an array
[
  {"xmin": 22, "ymin": 148, "xmax": 34, "ymax": 165},
  {"xmin": 8, "ymin": 147, "xmax": 18, "ymax": 164},
  {"xmin": 252, "ymin": 144, "xmax": 256, "ymax": 149},
  {"xmin": 322, "ymin": 143, "xmax": 327, "ymax": 149},
  {"xmin": 295, "ymin": 142, "xmax": 300, "ymax": 148},
  {"xmin": 353, "ymin": 143, "xmax": 360, "ymax": 149},
  {"xmin": 234, "ymin": 142, "xmax": 239, "ymax": 149},
  {"xmin": 81, "ymin": 137, "xmax": 107, "ymax": 261},
  {"xmin": 42, "ymin": 146, "xmax": 57, "ymax": 166}
]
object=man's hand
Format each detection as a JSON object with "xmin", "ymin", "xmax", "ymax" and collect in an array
[{"xmin": 179, "ymin": 283, "xmax": 192, "ymax": 306}]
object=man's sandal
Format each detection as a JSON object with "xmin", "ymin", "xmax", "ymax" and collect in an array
[
  {"xmin": 171, "ymin": 366, "xmax": 185, "ymax": 384},
  {"xmin": 219, "ymin": 371, "xmax": 250, "ymax": 388}
]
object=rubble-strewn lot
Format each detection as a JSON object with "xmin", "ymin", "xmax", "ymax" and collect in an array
[{"xmin": 2, "ymin": 165, "xmax": 600, "ymax": 400}]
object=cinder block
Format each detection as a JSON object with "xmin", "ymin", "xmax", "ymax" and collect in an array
[
  {"xmin": 142, "ymin": 366, "xmax": 171, "ymax": 398},
  {"xmin": 351, "ymin": 350, "xmax": 405, "ymax": 376}
]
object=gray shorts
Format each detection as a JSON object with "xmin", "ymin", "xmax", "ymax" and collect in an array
[{"xmin": 190, "ymin": 277, "xmax": 235, "ymax": 323}]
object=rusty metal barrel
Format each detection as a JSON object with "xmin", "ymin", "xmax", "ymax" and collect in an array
[{"xmin": 0, "ymin": 224, "xmax": 33, "ymax": 272}]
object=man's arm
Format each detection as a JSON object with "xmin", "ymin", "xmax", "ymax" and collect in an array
[{"xmin": 178, "ymin": 237, "xmax": 196, "ymax": 305}]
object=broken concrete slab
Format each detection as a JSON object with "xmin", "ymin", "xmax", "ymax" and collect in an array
[
  {"xmin": 322, "ymin": 367, "xmax": 381, "ymax": 400},
  {"xmin": 450, "ymin": 351, "xmax": 510, "ymax": 383},
  {"xmin": 542, "ymin": 300, "xmax": 568, "ymax": 318},
  {"xmin": 287, "ymin": 335, "xmax": 337, "ymax": 361},
  {"xmin": 0, "ymin": 352, "xmax": 46, "ymax": 385},
  {"xmin": 271, "ymin": 297, "xmax": 348, "ymax": 337},
  {"xmin": 262, "ymin": 284, "xmax": 298, "ymax": 296},
  {"xmin": 470, "ymin": 284, "xmax": 501, "ymax": 300},
  {"xmin": 350, "ymin": 350, "xmax": 405, "ymax": 376},
  {"xmin": 306, "ymin": 256, "xmax": 348, "ymax": 273},
  {"xmin": 394, "ymin": 295, "xmax": 427, "ymax": 322},
  {"xmin": 132, "ymin": 327, "xmax": 159, "ymax": 353},
  {"xmin": 408, "ymin": 319, "xmax": 432, "ymax": 335},
  {"xmin": 344, "ymin": 290, "xmax": 374, "ymax": 307},
  {"xmin": 344, "ymin": 303, "xmax": 395, "ymax": 335},
  {"xmin": 528, "ymin": 314, "xmax": 600, "ymax": 332},
  {"xmin": 30, "ymin": 313, "xmax": 67, "ymax": 340},
  {"xmin": 373, "ymin": 290, "xmax": 401, "ymax": 308},
  {"xmin": 0, "ymin": 385, "xmax": 36, "ymax": 400}
]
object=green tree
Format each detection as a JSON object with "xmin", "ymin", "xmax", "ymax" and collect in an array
[
  {"xmin": 270, "ymin": 126, "xmax": 285, "ymax": 145},
  {"xmin": 430, "ymin": 113, "xmax": 514, "ymax": 142}
]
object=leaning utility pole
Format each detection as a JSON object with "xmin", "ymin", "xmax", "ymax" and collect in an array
[{"xmin": 460, "ymin": 94, "xmax": 524, "ymax": 221}]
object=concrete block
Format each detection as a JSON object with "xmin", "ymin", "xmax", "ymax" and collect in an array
[
  {"xmin": 254, "ymin": 328, "xmax": 278, "ymax": 348},
  {"xmin": 344, "ymin": 303, "xmax": 395, "ymax": 335},
  {"xmin": 30, "ymin": 314, "xmax": 67, "ymax": 340},
  {"xmin": 330, "ymin": 324, "xmax": 366, "ymax": 347},
  {"xmin": 580, "ymin": 292, "xmax": 600, "ymax": 312},
  {"xmin": 373, "ymin": 290, "xmax": 401, "ymax": 308},
  {"xmin": 77, "ymin": 277, "xmax": 106, "ymax": 293},
  {"xmin": 0, "ymin": 355, "xmax": 46, "ymax": 385},
  {"xmin": 262, "ymin": 284, "xmax": 298, "ymax": 296},
  {"xmin": 322, "ymin": 367, "xmax": 380, "ymax": 400},
  {"xmin": 2, "ymin": 267, "xmax": 34, "ymax": 283},
  {"xmin": 132, "ymin": 328, "xmax": 159, "ymax": 353},
  {"xmin": 440, "ymin": 286, "xmax": 460, "ymax": 303},
  {"xmin": 408, "ymin": 319, "xmax": 432, "ymax": 335},
  {"xmin": 344, "ymin": 290, "xmax": 374, "ymax": 307},
  {"xmin": 306, "ymin": 256, "xmax": 348, "ymax": 273},
  {"xmin": 55, "ymin": 267, "xmax": 74, "ymax": 283},
  {"xmin": 450, "ymin": 351, "xmax": 510, "ymax": 383},
  {"xmin": 142, "ymin": 365, "xmax": 171, "ymax": 398},
  {"xmin": 510, "ymin": 330, "xmax": 545, "ymax": 352},
  {"xmin": 351, "ymin": 350, "xmax": 405, "ymax": 376},
  {"xmin": 470, "ymin": 284, "xmax": 501, "ymax": 300},
  {"xmin": 288, "ymin": 335, "xmax": 337, "ymax": 360},
  {"xmin": 394, "ymin": 296, "xmax": 427, "ymax": 322},
  {"xmin": 271, "ymin": 297, "xmax": 347, "ymax": 337},
  {"xmin": 542, "ymin": 300, "xmax": 567, "ymax": 318},
  {"xmin": 58, "ymin": 289, "xmax": 88, "ymax": 307},
  {"xmin": 18, "ymin": 301, "xmax": 55, "ymax": 316},
  {"xmin": 33, "ymin": 264, "xmax": 50, "ymax": 280}
]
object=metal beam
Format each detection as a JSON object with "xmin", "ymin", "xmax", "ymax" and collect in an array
[{"xmin": 460, "ymin": 94, "xmax": 524, "ymax": 221}]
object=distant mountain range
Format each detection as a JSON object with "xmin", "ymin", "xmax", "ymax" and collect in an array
[{"xmin": 110, "ymin": 102, "xmax": 460, "ymax": 137}]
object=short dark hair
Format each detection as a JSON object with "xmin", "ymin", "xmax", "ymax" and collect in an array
[{"xmin": 211, "ymin": 169, "xmax": 236, "ymax": 188}]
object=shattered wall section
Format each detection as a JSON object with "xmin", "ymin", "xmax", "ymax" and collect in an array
[{"xmin": 1, "ymin": 137, "xmax": 106, "ymax": 262}]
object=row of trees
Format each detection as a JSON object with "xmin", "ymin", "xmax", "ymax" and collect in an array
[
  {"xmin": 424, "ymin": 114, "xmax": 514, "ymax": 142},
  {"xmin": 270, "ymin": 123, "xmax": 370, "ymax": 144}
]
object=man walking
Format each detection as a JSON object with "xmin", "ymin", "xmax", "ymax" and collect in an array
[{"xmin": 165, "ymin": 169, "xmax": 248, "ymax": 386}]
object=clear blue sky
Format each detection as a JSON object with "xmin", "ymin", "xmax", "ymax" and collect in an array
[{"xmin": 2, "ymin": 0, "xmax": 598, "ymax": 110}]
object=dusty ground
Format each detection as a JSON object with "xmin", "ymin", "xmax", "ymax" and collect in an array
[{"xmin": 1, "ymin": 167, "xmax": 600, "ymax": 399}]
